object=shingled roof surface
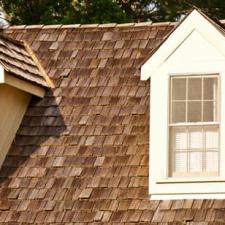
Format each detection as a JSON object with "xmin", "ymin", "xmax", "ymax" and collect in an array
[
  {"xmin": 0, "ymin": 22, "xmax": 225, "ymax": 224},
  {"xmin": 0, "ymin": 32, "xmax": 48, "ymax": 87}
]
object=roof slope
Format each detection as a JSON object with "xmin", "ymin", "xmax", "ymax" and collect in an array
[
  {"xmin": 0, "ymin": 32, "xmax": 49, "ymax": 87},
  {"xmin": 0, "ymin": 22, "xmax": 224, "ymax": 224}
]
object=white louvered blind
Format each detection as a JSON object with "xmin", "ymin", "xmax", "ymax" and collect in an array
[{"xmin": 169, "ymin": 75, "xmax": 219, "ymax": 177}]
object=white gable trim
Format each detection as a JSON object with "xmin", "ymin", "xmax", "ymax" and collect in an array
[{"xmin": 141, "ymin": 9, "xmax": 225, "ymax": 80}]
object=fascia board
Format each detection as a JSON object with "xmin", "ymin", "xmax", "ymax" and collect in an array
[
  {"xmin": 4, "ymin": 72, "xmax": 45, "ymax": 98},
  {"xmin": 0, "ymin": 69, "xmax": 45, "ymax": 98}
]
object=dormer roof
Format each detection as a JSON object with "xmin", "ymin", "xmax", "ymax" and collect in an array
[{"xmin": 0, "ymin": 32, "xmax": 52, "ymax": 88}]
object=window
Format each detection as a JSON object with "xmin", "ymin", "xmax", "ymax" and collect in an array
[{"xmin": 169, "ymin": 75, "xmax": 220, "ymax": 177}]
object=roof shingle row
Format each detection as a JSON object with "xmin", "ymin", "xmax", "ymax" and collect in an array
[{"xmin": 0, "ymin": 21, "xmax": 224, "ymax": 224}]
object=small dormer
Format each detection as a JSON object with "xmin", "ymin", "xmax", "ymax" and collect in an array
[
  {"xmin": 141, "ymin": 8, "xmax": 225, "ymax": 199},
  {"xmin": 0, "ymin": 33, "xmax": 52, "ymax": 168}
]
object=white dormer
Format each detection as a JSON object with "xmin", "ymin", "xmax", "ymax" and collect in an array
[{"xmin": 141, "ymin": 9, "xmax": 225, "ymax": 199}]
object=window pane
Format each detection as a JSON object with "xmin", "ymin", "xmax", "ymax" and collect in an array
[
  {"xmin": 172, "ymin": 78, "xmax": 186, "ymax": 100},
  {"xmin": 204, "ymin": 78, "xmax": 217, "ymax": 100},
  {"xmin": 170, "ymin": 125, "xmax": 219, "ymax": 176},
  {"xmin": 188, "ymin": 101, "xmax": 202, "ymax": 122},
  {"xmin": 188, "ymin": 78, "xmax": 202, "ymax": 100},
  {"xmin": 189, "ymin": 127, "xmax": 203, "ymax": 149},
  {"xmin": 203, "ymin": 101, "xmax": 215, "ymax": 122},
  {"xmin": 206, "ymin": 152, "xmax": 218, "ymax": 172},
  {"xmin": 205, "ymin": 127, "xmax": 219, "ymax": 149},
  {"xmin": 171, "ymin": 127, "xmax": 187, "ymax": 150},
  {"xmin": 174, "ymin": 152, "xmax": 187, "ymax": 172},
  {"xmin": 189, "ymin": 152, "xmax": 202, "ymax": 172},
  {"xmin": 172, "ymin": 102, "xmax": 186, "ymax": 123},
  {"xmin": 169, "ymin": 75, "xmax": 219, "ymax": 177}
]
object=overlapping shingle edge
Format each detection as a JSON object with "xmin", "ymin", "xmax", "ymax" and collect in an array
[
  {"xmin": 0, "ymin": 18, "xmax": 224, "ymax": 224},
  {"xmin": 0, "ymin": 32, "xmax": 51, "ymax": 88},
  {"xmin": 3, "ymin": 18, "xmax": 225, "ymax": 30},
  {"xmin": 2, "ymin": 21, "xmax": 176, "ymax": 30}
]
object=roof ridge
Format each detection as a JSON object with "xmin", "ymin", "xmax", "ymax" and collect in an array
[
  {"xmin": 3, "ymin": 21, "xmax": 176, "ymax": 30},
  {"xmin": 23, "ymin": 41, "xmax": 54, "ymax": 88},
  {"xmin": 2, "ymin": 17, "xmax": 225, "ymax": 30}
]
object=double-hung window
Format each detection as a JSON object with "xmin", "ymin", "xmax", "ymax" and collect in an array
[{"xmin": 169, "ymin": 75, "xmax": 220, "ymax": 177}]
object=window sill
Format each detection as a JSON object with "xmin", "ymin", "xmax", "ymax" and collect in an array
[{"xmin": 156, "ymin": 176, "xmax": 225, "ymax": 184}]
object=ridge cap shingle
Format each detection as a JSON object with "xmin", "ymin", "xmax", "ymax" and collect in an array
[
  {"xmin": 3, "ymin": 17, "xmax": 225, "ymax": 31},
  {"xmin": 4, "ymin": 20, "xmax": 177, "ymax": 30}
]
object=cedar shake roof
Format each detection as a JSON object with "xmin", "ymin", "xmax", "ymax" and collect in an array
[
  {"xmin": 0, "ymin": 32, "xmax": 49, "ymax": 87},
  {"xmin": 0, "ymin": 21, "xmax": 224, "ymax": 224}
]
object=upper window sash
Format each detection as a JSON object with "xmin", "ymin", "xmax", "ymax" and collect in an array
[{"xmin": 170, "ymin": 75, "xmax": 220, "ymax": 125}]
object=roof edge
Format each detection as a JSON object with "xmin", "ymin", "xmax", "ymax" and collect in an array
[
  {"xmin": 2, "ymin": 19, "xmax": 225, "ymax": 30},
  {"xmin": 23, "ymin": 41, "xmax": 54, "ymax": 88},
  {"xmin": 2, "ymin": 7, "xmax": 225, "ymax": 31},
  {"xmin": 2, "ymin": 21, "xmax": 175, "ymax": 30}
]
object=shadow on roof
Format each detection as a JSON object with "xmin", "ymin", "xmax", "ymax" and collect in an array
[{"xmin": 0, "ymin": 89, "xmax": 67, "ymax": 185}]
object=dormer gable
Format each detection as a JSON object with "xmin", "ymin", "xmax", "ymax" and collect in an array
[{"xmin": 141, "ymin": 8, "xmax": 225, "ymax": 80}]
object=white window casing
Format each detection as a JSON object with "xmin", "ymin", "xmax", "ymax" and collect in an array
[
  {"xmin": 149, "ymin": 68, "xmax": 225, "ymax": 200},
  {"xmin": 141, "ymin": 9, "xmax": 225, "ymax": 199}
]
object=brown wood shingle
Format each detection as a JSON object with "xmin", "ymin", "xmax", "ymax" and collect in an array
[
  {"xmin": 0, "ymin": 20, "xmax": 224, "ymax": 224},
  {"xmin": 0, "ymin": 33, "xmax": 50, "ymax": 87}
]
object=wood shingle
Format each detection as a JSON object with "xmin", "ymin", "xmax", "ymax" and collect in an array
[{"xmin": 0, "ymin": 20, "xmax": 224, "ymax": 224}]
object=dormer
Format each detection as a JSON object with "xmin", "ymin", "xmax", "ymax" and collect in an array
[
  {"xmin": 141, "ymin": 8, "xmax": 225, "ymax": 199},
  {"xmin": 0, "ymin": 33, "xmax": 52, "ymax": 168}
]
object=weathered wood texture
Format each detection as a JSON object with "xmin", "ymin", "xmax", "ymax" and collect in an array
[
  {"xmin": 0, "ymin": 22, "xmax": 223, "ymax": 224},
  {"xmin": 0, "ymin": 33, "xmax": 49, "ymax": 87}
]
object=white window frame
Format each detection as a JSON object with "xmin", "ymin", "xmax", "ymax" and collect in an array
[{"xmin": 149, "ymin": 63, "xmax": 225, "ymax": 200}]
